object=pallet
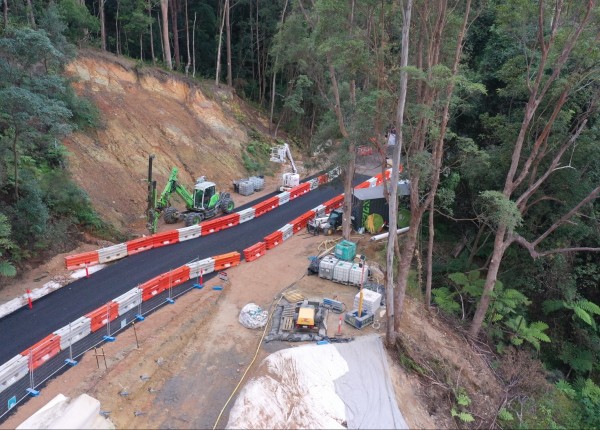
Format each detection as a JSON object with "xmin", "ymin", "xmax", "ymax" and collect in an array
[
  {"xmin": 283, "ymin": 289, "xmax": 305, "ymax": 303},
  {"xmin": 281, "ymin": 317, "xmax": 295, "ymax": 332}
]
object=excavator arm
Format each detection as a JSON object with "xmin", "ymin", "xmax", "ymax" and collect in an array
[
  {"xmin": 156, "ymin": 167, "xmax": 195, "ymax": 210},
  {"xmin": 148, "ymin": 167, "xmax": 196, "ymax": 233}
]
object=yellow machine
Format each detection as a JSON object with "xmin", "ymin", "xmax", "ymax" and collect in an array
[{"xmin": 297, "ymin": 305, "xmax": 316, "ymax": 327}]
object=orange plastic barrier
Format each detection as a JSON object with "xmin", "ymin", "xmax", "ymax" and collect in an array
[
  {"xmin": 289, "ymin": 183, "xmax": 311, "ymax": 200},
  {"xmin": 213, "ymin": 252, "xmax": 241, "ymax": 271},
  {"xmin": 318, "ymin": 174, "xmax": 329, "ymax": 185},
  {"xmin": 323, "ymin": 195, "xmax": 344, "ymax": 213},
  {"xmin": 163, "ymin": 265, "xmax": 191, "ymax": 287},
  {"xmin": 152, "ymin": 230, "xmax": 179, "ymax": 248},
  {"xmin": 140, "ymin": 275, "xmax": 165, "ymax": 301},
  {"xmin": 126, "ymin": 236, "xmax": 154, "ymax": 255},
  {"xmin": 264, "ymin": 231, "xmax": 283, "ymax": 250},
  {"xmin": 291, "ymin": 210, "xmax": 316, "ymax": 233},
  {"xmin": 20, "ymin": 334, "xmax": 61, "ymax": 370},
  {"xmin": 220, "ymin": 213, "xmax": 240, "ymax": 229},
  {"xmin": 355, "ymin": 181, "xmax": 370, "ymax": 189},
  {"xmin": 65, "ymin": 251, "xmax": 99, "ymax": 271},
  {"xmin": 86, "ymin": 302, "xmax": 119, "ymax": 332},
  {"xmin": 243, "ymin": 242, "xmax": 267, "ymax": 262},
  {"xmin": 253, "ymin": 196, "xmax": 280, "ymax": 217},
  {"xmin": 200, "ymin": 217, "xmax": 224, "ymax": 235}
]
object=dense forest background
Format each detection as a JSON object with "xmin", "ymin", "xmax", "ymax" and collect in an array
[{"xmin": 0, "ymin": 0, "xmax": 599, "ymax": 427}]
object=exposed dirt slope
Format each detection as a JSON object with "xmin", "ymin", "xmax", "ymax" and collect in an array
[{"xmin": 64, "ymin": 49, "xmax": 275, "ymax": 233}]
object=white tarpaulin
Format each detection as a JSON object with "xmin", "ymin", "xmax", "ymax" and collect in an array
[{"xmin": 227, "ymin": 334, "xmax": 407, "ymax": 429}]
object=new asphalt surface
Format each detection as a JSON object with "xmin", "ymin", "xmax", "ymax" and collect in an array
[{"xmin": 0, "ymin": 176, "xmax": 367, "ymax": 365}]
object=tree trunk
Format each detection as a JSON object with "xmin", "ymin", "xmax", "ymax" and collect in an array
[
  {"xmin": 425, "ymin": 201, "xmax": 434, "ymax": 310},
  {"xmin": 184, "ymin": 0, "xmax": 191, "ymax": 75},
  {"xmin": 225, "ymin": 0, "xmax": 232, "ymax": 87},
  {"xmin": 170, "ymin": 0, "xmax": 180, "ymax": 69},
  {"xmin": 25, "ymin": 0, "xmax": 35, "ymax": 27},
  {"xmin": 3, "ymin": 0, "xmax": 8, "ymax": 29},
  {"xmin": 255, "ymin": 0, "xmax": 263, "ymax": 104},
  {"xmin": 139, "ymin": 33, "xmax": 143, "ymax": 60},
  {"xmin": 467, "ymin": 225, "xmax": 485, "ymax": 267},
  {"xmin": 12, "ymin": 131, "xmax": 18, "ymax": 201},
  {"xmin": 215, "ymin": 0, "xmax": 226, "ymax": 85},
  {"xmin": 269, "ymin": 0, "xmax": 289, "ymax": 135},
  {"xmin": 99, "ymin": 0, "xmax": 106, "ymax": 50},
  {"xmin": 148, "ymin": 0, "xmax": 155, "ymax": 62},
  {"xmin": 160, "ymin": 0, "xmax": 172, "ymax": 69},
  {"xmin": 192, "ymin": 12, "xmax": 196, "ymax": 77},
  {"xmin": 469, "ymin": 225, "xmax": 507, "ymax": 337},
  {"xmin": 386, "ymin": 0, "xmax": 413, "ymax": 344},
  {"xmin": 115, "ymin": 0, "xmax": 120, "ymax": 55}
]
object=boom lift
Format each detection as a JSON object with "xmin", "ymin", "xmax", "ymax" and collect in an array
[
  {"xmin": 146, "ymin": 155, "xmax": 235, "ymax": 234},
  {"xmin": 270, "ymin": 142, "xmax": 300, "ymax": 191}
]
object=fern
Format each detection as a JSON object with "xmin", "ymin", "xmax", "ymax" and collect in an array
[
  {"xmin": 498, "ymin": 408, "xmax": 514, "ymax": 421},
  {"xmin": 432, "ymin": 287, "xmax": 461, "ymax": 315},
  {"xmin": 505, "ymin": 316, "xmax": 551, "ymax": 351},
  {"xmin": 457, "ymin": 392, "xmax": 472, "ymax": 407},
  {"xmin": 451, "ymin": 408, "xmax": 475, "ymax": 423},
  {"xmin": 542, "ymin": 299, "xmax": 600, "ymax": 330}
]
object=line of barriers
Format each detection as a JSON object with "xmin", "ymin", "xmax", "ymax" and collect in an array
[
  {"xmin": 64, "ymin": 168, "xmax": 343, "ymax": 272},
  {"xmin": 0, "ymin": 168, "xmax": 391, "ymax": 421},
  {"xmin": 0, "ymin": 251, "xmax": 240, "ymax": 420}
]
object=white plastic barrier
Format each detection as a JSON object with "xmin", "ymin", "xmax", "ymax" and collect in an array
[
  {"xmin": 277, "ymin": 191, "xmax": 290, "ymax": 206},
  {"xmin": 53, "ymin": 316, "xmax": 91, "ymax": 351},
  {"xmin": 113, "ymin": 287, "xmax": 142, "ymax": 316},
  {"xmin": 278, "ymin": 224, "xmax": 294, "ymax": 241},
  {"xmin": 238, "ymin": 207, "xmax": 255, "ymax": 224},
  {"xmin": 177, "ymin": 224, "xmax": 201, "ymax": 242},
  {"xmin": 368, "ymin": 177, "xmax": 378, "ymax": 187},
  {"xmin": 97, "ymin": 243, "xmax": 127, "ymax": 264},
  {"xmin": 0, "ymin": 354, "xmax": 28, "ymax": 394},
  {"xmin": 308, "ymin": 178, "xmax": 319, "ymax": 190},
  {"xmin": 312, "ymin": 204, "xmax": 326, "ymax": 218},
  {"xmin": 186, "ymin": 257, "xmax": 215, "ymax": 278},
  {"xmin": 328, "ymin": 167, "xmax": 341, "ymax": 181}
]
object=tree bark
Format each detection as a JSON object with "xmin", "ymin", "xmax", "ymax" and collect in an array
[
  {"xmin": 25, "ymin": 0, "xmax": 35, "ymax": 27},
  {"xmin": 215, "ymin": 0, "xmax": 226, "ymax": 85},
  {"xmin": 192, "ymin": 12, "xmax": 196, "ymax": 77},
  {"xmin": 12, "ymin": 130, "xmax": 18, "ymax": 201},
  {"xmin": 469, "ymin": 225, "xmax": 508, "ymax": 337},
  {"xmin": 160, "ymin": 0, "xmax": 172, "ymax": 69},
  {"xmin": 170, "ymin": 0, "xmax": 180, "ymax": 69},
  {"xmin": 115, "ymin": 0, "xmax": 120, "ymax": 55},
  {"xmin": 425, "ymin": 201, "xmax": 434, "ymax": 309},
  {"xmin": 269, "ymin": 0, "xmax": 289, "ymax": 134},
  {"xmin": 386, "ymin": 0, "xmax": 412, "ymax": 344},
  {"xmin": 99, "ymin": 0, "xmax": 106, "ymax": 49},
  {"xmin": 3, "ymin": 0, "xmax": 8, "ymax": 29},
  {"xmin": 148, "ymin": 0, "xmax": 155, "ymax": 63},
  {"xmin": 225, "ymin": 0, "xmax": 232, "ymax": 87},
  {"xmin": 184, "ymin": 0, "xmax": 191, "ymax": 75}
]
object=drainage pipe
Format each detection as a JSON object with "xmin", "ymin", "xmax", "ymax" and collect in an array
[{"xmin": 369, "ymin": 227, "xmax": 410, "ymax": 241}]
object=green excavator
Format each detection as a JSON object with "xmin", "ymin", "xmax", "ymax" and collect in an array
[{"xmin": 146, "ymin": 155, "xmax": 235, "ymax": 234}]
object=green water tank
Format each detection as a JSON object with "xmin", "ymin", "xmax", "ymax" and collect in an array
[{"xmin": 335, "ymin": 240, "xmax": 357, "ymax": 262}]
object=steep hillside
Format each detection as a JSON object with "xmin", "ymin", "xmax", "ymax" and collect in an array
[{"xmin": 63, "ymin": 49, "xmax": 276, "ymax": 233}]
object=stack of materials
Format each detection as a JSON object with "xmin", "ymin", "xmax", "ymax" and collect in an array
[
  {"xmin": 332, "ymin": 261, "xmax": 353, "ymax": 284},
  {"xmin": 354, "ymin": 289, "xmax": 381, "ymax": 315},
  {"xmin": 249, "ymin": 176, "xmax": 265, "ymax": 191},
  {"xmin": 237, "ymin": 180, "xmax": 255, "ymax": 196},
  {"xmin": 348, "ymin": 262, "xmax": 369, "ymax": 287},
  {"xmin": 318, "ymin": 255, "xmax": 339, "ymax": 280}
]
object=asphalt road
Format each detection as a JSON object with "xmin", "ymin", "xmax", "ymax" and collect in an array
[{"xmin": 0, "ymin": 176, "xmax": 367, "ymax": 365}]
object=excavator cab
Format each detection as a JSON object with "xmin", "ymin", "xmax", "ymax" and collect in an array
[{"xmin": 193, "ymin": 180, "xmax": 217, "ymax": 210}]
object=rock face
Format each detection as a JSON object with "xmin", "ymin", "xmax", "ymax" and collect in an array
[{"xmin": 63, "ymin": 49, "xmax": 269, "ymax": 232}]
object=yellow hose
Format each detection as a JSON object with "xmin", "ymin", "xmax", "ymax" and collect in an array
[{"xmin": 212, "ymin": 279, "xmax": 299, "ymax": 429}]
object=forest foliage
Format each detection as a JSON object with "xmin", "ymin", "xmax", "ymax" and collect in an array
[{"xmin": 1, "ymin": 0, "xmax": 599, "ymax": 427}]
